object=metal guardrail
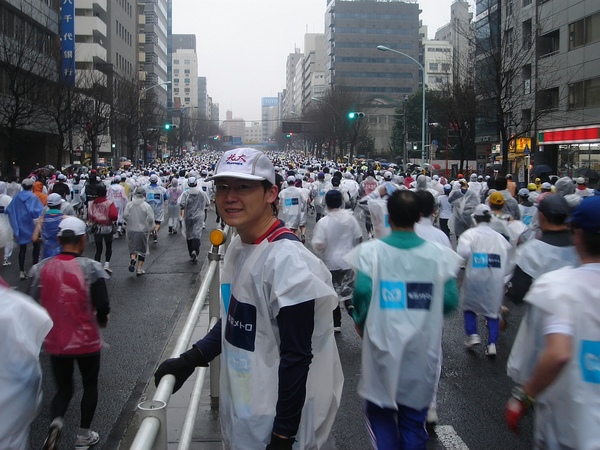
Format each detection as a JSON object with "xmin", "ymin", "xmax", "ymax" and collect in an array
[{"xmin": 130, "ymin": 226, "xmax": 231, "ymax": 450}]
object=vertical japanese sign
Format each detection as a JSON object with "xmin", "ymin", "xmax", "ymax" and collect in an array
[{"xmin": 61, "ymin": 0, "xmax": 75, "ymax": 86}]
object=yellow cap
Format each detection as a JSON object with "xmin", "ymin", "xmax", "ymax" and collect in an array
[
  {"xmin": 528, "ymin": 183, "xmax": 537, "ymax": 191},
  {"xmin": 489, "ymin": 192, "xmax": 505, "ymax": 205}
]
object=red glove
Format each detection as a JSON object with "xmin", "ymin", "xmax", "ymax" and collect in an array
[{"xmin": 505, "ymin": 386, "xmax": 534, "ymax": 433}]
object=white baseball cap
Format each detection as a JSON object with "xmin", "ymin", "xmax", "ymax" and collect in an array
[
  {"xmin": 58, "ymin": 217, "xmax": 87, "ymax": 237},
  {"xmin": 473, "ymin": 204, "xmax": 491, "ymax": 217},
  {"xmin": 207, "ymin": 148, "xmax": 275, "ymax": 185}
]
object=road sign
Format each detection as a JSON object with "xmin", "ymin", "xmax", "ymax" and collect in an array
[{"xmin": 516, "ymin": 137, "xmax": 531, "ymax": 153}]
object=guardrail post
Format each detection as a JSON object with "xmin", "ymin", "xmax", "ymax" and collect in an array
[
  {"xmin": 208, "ymin": 240, "xmax": 222, "ymax": 399},
  {"xmin": 135, "ymin": 400, "xmax": 167, "ymax": 450}
]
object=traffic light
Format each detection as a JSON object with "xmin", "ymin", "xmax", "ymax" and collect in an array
[
  {"xmin": 164, "ymin": 124, "xmax": 178, "ymax": 130},
  {"xmin": 286, "ymin": 133, "xmax": 293, "ymax": 138},
  {"xmin": 348, "ymin": 112, "xmax": 365, "ymax": 119},
  {"xmin": 164, "ymin": 123, "xmax": 171, "ymax": 130}
]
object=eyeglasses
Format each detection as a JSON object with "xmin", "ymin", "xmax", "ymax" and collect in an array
[{"xmin": 214, "ymin": 183, "xmax": 263, "ymax": 195}]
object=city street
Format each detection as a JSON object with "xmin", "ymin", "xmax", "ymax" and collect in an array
[{"xmin": 4, "ymin": 207, "xmax": 534, "ymax": 449}]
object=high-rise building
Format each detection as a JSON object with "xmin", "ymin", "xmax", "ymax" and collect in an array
[
  {"xmin": 422, "ymin": 40, "xmax": 453, "ymax": 91},
  {"xmin": 171, "ymin": 34, "xmax": 198, "ymax": 109},
  {"xmin": 109, "ymin": 0, "xmax": 136, "ymax": 79},
  {"xmin": 324, "ymin": 0, "xmax": 421, "ymax": 153},
  {"xmin": 198, "ymin": 76, "xmax": 208, "ymax": 118},
  {"xmin": 435, "ymin": 0, "xmax": 474, "ymax": 85},
  {"xmin": 303, "ymin": 34, "xmax": 327, "ymax": 108},
  {"xmin": 140, "ymin": 0, "xmax": 168, "ymax": 91},
  {"xmin": 325, "ymin": 0, "xmax": 421, "ymax": 101},
  {"xmin": 283, "ymin": 49, "xmax": 303, "ymax": 119},
  {"xmin": 262, "ymin": 97, "xmax": 279, "ymax": 142}
]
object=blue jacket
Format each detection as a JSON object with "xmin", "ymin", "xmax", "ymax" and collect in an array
[{"xmin": 6, "ymin": 190, "xmax": 43, "ymax": 244}]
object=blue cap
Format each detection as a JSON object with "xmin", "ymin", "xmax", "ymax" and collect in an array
[{"xmin": 567, "ymin": 196, "xmax": 600, "ymax": 232}]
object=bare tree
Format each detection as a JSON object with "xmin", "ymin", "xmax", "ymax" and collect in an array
[
  {"xmin": 72, "ymin": 70, "xmax": 112, "ymax": 167},
  {"xmin": 0, "ymin": 14, "xmax": 58, "ymax": 175}
]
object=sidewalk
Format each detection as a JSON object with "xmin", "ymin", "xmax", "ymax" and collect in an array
[{"xmin": 164, "ymin": 302, "xmax": 223, "ymax": 450}]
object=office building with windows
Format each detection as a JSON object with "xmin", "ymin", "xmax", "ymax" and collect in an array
[{"xmin": 171, "ymin": 34, "xmax": 198, "ymax": 109}]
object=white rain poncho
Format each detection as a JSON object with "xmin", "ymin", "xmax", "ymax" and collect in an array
[
  {"xmin": 313, "ymin": 180, "xmax": 333, "ymax": 214},
  {"xmin": 368, "ymin": 198, "xmax": 391, "ymax": 238},
  {"xmin": 344, "ymin": 238, "xmax": 462, "ymax": 410},
  {"xmin": 107, "ymin": 183, "xmax": 127, "ymax": 223},
  {"xmin": 312, "ymin": 208, "xmax": 362, "ymax": 270},
  {"xmin": 508, "ymin": 265, "xmax": 600, "ymax": 449},
  {"xmin": 0, "ymin": 286, "xmax": 52, "ymax": 450},
  {"xmin": 279, "ymin": 186, "xmax": 307, "ymax": 229},
  {"xmin": 145, "ymin": 184, "xmax": 167, "ymax": 222},
  {"xmin": 219, "ymin": 234, "xmax": 343, "ymax": 450},
  {"xmin": 123, "ymin": 195, "xmax": 155, "ymax": 256},
  {"xmin": 0, "ymin": 183, "xmax": 13, "ymax": 249},
  {"xmin": 179, "ymin": 186, "xmax": 208, "ymax": 240},
  {"xmin": 507, "ymin": 239, "xmax": 579, "ymax": 385},
  {"xmin": 449, "ymin": 189, "xmax": 480, "ymax": 237},
  {"xmin": 457, "ymin": 222, "xmax": 512, "ymax": 317}
]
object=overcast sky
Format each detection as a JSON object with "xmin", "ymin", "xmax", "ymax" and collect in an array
[{"xmin": 172, "ymin": 0, "xmax": 475, "ymax": 122}]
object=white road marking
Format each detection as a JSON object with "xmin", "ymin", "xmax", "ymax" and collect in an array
[{"xmin": 435, "ymin": 425, "xmax": 470, "ymax": 449}]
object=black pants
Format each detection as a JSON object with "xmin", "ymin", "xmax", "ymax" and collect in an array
[
  {"xmin": 439, "ymin": 218, "xmax": 450, "ymax": 238},
  {"xmin": 186, "ymin": 238, "xmax": 200, "ymax": 257},
  {"xmin": 19, "ymin": 242, "xmax": 40, "ymax": 271},
  {"xmin": 94, "ymin": 233, "xmax": 113, "ymax": 262},
  {"xmin": 50, "ymin": 353, "xmax": 101, "ymax": 428}
]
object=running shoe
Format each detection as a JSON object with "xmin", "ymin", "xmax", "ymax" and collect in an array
[
  {"xmin": 74, "ymin": 430, "xmax": 99, "ymax": 449},
  {"xmin": 42, "ymin": 417, "xmax": 63, "ymax": 450},
  {"xmin": 464, "ymin": 334, "xmax": 481, "ymax": 349}
]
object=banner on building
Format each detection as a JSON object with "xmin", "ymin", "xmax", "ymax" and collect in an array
[{"xmin": 61, "ymin": 0, "xmax": 75, "ymax": 86}]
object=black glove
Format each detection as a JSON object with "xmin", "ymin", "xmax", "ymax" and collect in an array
[
  {"xmin": 265, "ymin": 434, "xmax": 295, "ymax": 450},
  {"xmin": 154, "ymin": 346, "xmax": 208, "ymax": 393}
]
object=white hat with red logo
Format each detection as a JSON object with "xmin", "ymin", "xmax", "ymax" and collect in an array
[{"xmin": 207, "ymin": 148, "xmax": 275, "ymax": 185}]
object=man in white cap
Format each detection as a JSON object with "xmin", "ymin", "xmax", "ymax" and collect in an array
[
  {"xmin": 155, "ymin": 148, "xmax": 343, "ymax": 450},
  {"xmin": 457, "ymin": 203, "xmax": 512, "ymax": 356},
  {"xmin": 575, "ymin": 177, "xmax": 593, "ymax": 198},
  {"xmin": 29, "ymin": 216, "xmax": 110, "ymax": 450}
]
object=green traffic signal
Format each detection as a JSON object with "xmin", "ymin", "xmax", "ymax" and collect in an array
[
  {"xmin": 164, "ymin": 123, "xmax": 171, "ymax": 130},
  {"xmin": 349, "ymin": 112, "xmax": 365, "ymax": 119}
]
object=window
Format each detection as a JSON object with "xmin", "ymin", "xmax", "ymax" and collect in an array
[
  {"xmin": 569, "ymin": 12, "xmax": 600, "ymax": 50},
  {"xmin": 174, "ymin": 69, "xmax": 179, "ymax": 75},
  {"xmin": 184, "ymin": 59, "xmax": 190, "ymax": 64},
  {"xmin": 538, "ymin": 87, "xmax": 559, "ymax": 111},
  {"xmin": 505, "ymin": 28, "xmax": 514, "ymax": 57},
  {"xmin": 184, "ymin": 78, "xmax": 190, "ymax": 84},
  {"xmin": 184, "ymin": 97, "xmax": 190, "ymax": 102},
  {"xmin": 173, "ymin": 78, "xmax": 179, "ymax": 83},
  {"xmin": 174, "ymin": 88, "xmax": 179, "ymax": 94},
  {"xmin": 523, "ymin": 19, "xmax": 532, "ymax": 50},
  {"xmin": 522, "ymin": 64, "xmax": 532, "ymax": 94},
  {"xmin": 523, "ymin": 0, "xmax": 532, "ymax": 6},
  {"xmin": 184, "ymin": 69, "xmax": 190, "ymax": 74},
  {"xmin": 173, "ymin": 59, "xmax": 179, "ymax": 64},
  {"xmin": 441, "ymin": 63, "xmax": 450, "ymax": 72},
  {"xmin": 539, "ymin": 29, "xmax": 560, "ymax": 57},
  {"xmin": 184, "ymin": 88, "xmax": 190, "ymax": 93},
  {"xmin": 569, "ymin": 76, "xmax": 600, "ymax": 109},
  {"xmin": 429, "ymin": 62, "xmax": 439, "ymax": 71}
]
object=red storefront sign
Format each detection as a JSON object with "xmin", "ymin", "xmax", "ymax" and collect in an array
[{"xmin": 538, "ymin": 126, "xmax": 600, "ymax": 145}]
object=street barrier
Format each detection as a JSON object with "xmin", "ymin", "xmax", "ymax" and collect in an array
[{"xmin": 130, "ymin": 226, "xmax": 231, "ymax": 450}]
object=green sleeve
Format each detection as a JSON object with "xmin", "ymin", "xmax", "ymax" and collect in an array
[
  {"xmin": 443, "ymin": 277, "xmax": 459, "ymax": 315},
  {"xmin": 351, "ymin": 270, "xmax": 372, "ymax": 332}
]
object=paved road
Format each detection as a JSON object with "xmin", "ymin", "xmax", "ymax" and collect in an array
[{"xmin": 5, "ymin": 206, "xmax": 535, "ymax": 449}]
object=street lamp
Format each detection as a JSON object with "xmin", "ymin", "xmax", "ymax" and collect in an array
[{"xmin": 377, "ymin": 45, "xmax": 426, "ymax": 168}]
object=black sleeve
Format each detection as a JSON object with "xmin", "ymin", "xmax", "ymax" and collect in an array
[
  {"xmin": 508, "ymin": 265, "xmax": 533, "ymax": 304},
  {"xmin": 90, "ymin": 278, "xmax": 110, "ymax": 325},
  {"xmin": 194, "ymin": 318, "xmax": 222, "ymax": 362},
  {"xmin": 272, "ymin": 300, "xmax": 315, "ymax": 438}
]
